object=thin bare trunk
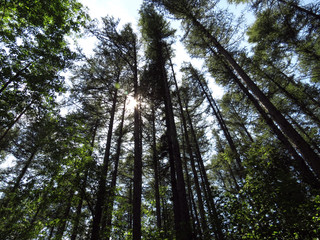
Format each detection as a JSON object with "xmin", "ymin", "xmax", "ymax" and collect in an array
[
  {"xmin": 91, "ymin": 88, "xmax": 118, "ymax": 240},
  {"xmin": 104, "ymin": 97, "xmax": 126, "ymax": 240},
  {"xmin": 278, "ymin": 0, "xmax": 320, "ymax": 20},
  {"xmin": 71, "ymin": 119, "xmax": 99, "ymax": 240},
  {"xmin": 0, "ymin": 62, "xmax": 32, "ymax": 94},
  {"xmin": 169, "ymin": 56, "xmax": 208, "ymax": 238},
  {"xmin": 133, "ymin": 38, "xmax": 143, "ymax": 240},
  {"xmin": 191, "ymin": 16, "xmax": 320, "ymax": 177},
  {"xmin": 159, "ymin": 43, "xmax": 190, "ymax": 239},
  {"xmin": 0, "ymin": 102, "xmax": 32, "ymax": 144},
  {"xmin": 151, "ymin": 104, "xmax": 162, "ymax": 230},
  {"xmin": 12, "ymin": 149, "xmax": 37, "ymax": 192}
]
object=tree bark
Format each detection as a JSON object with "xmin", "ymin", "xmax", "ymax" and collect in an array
[
  {"xmin": 90, "ymin": 88, "xmax": 118, "ymax": 240},
  {"xmin": 133, "ymin": 39, "xmax": 143, "ymax": 240},
  {"xmin": 277, "ymin": 0, "xmax": 320, "ymax": 20},
  {"xmin": 12, "ymin": 149, "xmax": 37, "ymax": 192},
  {"xmin": 103, "ymin": 97, "xmax": 127, "ymax": 240},
  {"xmin": 181, "ymin": 135, "xmax": 198, "ymax": 238},
  {"xmin": 159, "ymin": 45, "xmax": 191, "ymax": 239},
  {"xmin": 191, "ymin": 67, "xmax": 244, "ymax": 178},
  {"xmin": 170, "ymin": 58, "xmax": 209, "ymax": 238},
  {"xmin": 224, "ymin": 62, "xmax": 320, "ymax": 187},
  {"xmin": 0, "ymin": 101, "xmax": 32, "ymax": 144},
  {"xmin": 190, "ymin": 17, "xmax": 320, "ymax": 177},
  {"xmin": 55, "ymin": 191, "xmax": 74, "ymax": 240},
  {"xmin": 185, "ymin": 106, "xmax": 225, "ymax": 240},
  {"xmin": 71, "ymin": 119, "xmax": 99, "ymax": 240},
  {"xmin": 0, "ymin": 62, "xmax": 32, "ymax": 94},
  {"xmin": 151, "ymin": 103, "xmax": 162, "ymax": 230}
]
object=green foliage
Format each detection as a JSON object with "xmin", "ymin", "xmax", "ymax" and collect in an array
[{"xmin": 1, "ymin": 0, "xmax": 320, "ymax": 239}]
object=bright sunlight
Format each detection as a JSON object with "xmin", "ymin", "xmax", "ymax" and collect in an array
[{"xmin": 126, "ymin": 95, "xmax": 138, "ymax": 111}]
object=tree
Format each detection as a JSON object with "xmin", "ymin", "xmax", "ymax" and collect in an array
[
  {"xmin": 150, "ymin": 0, "xmax": 320, "ymax": 178},
  {"xmin": 139, "ymin": 4, "xmax": 191, "ymax": 239},
  {"xmin": 0, "ymin": 0, "xmax": 88, "ymax": 152}
]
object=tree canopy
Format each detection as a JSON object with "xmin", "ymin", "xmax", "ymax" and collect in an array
[{"xmin": 1, "ymin": 0, "xmax": 319, "ymax": 239}]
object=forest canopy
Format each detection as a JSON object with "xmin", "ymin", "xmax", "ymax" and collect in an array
[{"xmin": 1, "ymin": 0, "xmax": 320, "ymax": 239}]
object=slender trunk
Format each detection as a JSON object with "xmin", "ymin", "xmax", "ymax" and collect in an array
[
  {"xmin": 225, "ymin": 63, "xmax": 320, "ymax": 187},
  {"xmin": 129, "ymin": 180, "xmax": 133, "ymax": 230},
  {"xmin": 181, "ymin": 136, "xmax": 197, "ymax": 238},
  {"xmin": 71, "ymin": 119, "xmax": 99, "ymax": 240},
  {"xmin": 0, "ymin": 102, "xmax": 32, "ymax": 144},
  {"xmin": 90, "ymin": 88, "xmax": 118, "ymax": 240},
  {"xmin": 157, "ymin": 42, "xmax": 190, "ymax": 239},
  {"xmin": 169, "ymin": 56, "xmax": 208, "ymax": 238},
  {"xmin": 48, "ymin": 227, "xmax": 55, "ymax": 240},
  {"xmin": 192, "ymin": 69, "xmax": 244, "ymax": 177},
  {"xmin": 55, "ymin": 191, "xmax": 74, "ymax": 240},
  {"xmin": 278, "ymin": 0, "xmax": 320, "ymax": 20},
  {"xmin": 257, "ymin": 66, "xmax": 320, "ymax": 127},
  {"xmin": 133, "ymin": 38, "xmax": 143, "ymax": 240},
  {"xmin": 190, "ymin": 187, "xmax": 202, "ymax": 239},
  {"xmin": 185, "ymin": 107, "xmax": 225, "ymax": 240},
  {"xmin": 12, "ymin": 149, "xmax": 37, "ymax": 192},
  {"xmin": 103, "ymin": 97, "xmax": 127, "ymax": 240},
  {"xmin": 228, "ymin": 104, "xmax": 254, "ymax": 142},
  {"xmin": 0, "ymin": 62, "xmax": 32, "ymax": 94},
  {"xmin": 286, "ymin": 113, "xmax": 320, "ymax": 154},
  {"xmin": 70, "ymin": 192, "xmax": 84, "ymax": 240},
  {"xmin": 191, "ymin": 16, "xmax": 320, "ymax": 177},
  {"xmin": 161, "ymin": 55, "xmax": 191, "ymax": 240},
  {"xmin": 267, "ymin": 60, "xmax": 320, "ymax": 109},
  {"xmin": 151, "ymin": 103, "xmax": 162, "ymax": 230}
]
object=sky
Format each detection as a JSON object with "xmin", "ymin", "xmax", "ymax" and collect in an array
[{"xmin": 77, "ymin": 0, "xmax": 224, "ymax": 97}]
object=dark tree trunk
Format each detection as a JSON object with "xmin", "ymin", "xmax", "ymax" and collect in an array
[
  {"xmin": 0, "ymin": 62, "xmax": 32, "ymax": 94},
  {"xmin": 104, "ymin": 97, "xmax": 127, "ymax": 240},
  {"xmin": 55, "ymin": 191, "xmax": 74, "ymax": 240},
  {"xmin": 181, "ymin": 136, "xmax": 197, "ymax": 238},
  {"xmin": 71, "ymin": 119, "xmax": 99, "ymax": 240},
  {"xmin": 12, "ymin": 149, "xmax": 37, "ymax": 192},
  {"xmin": 224, "ymin": 63, "xmax": 320, "ymax": 188},
  {"xmin": 256, "ymin": 65, "xmax": 320, "ymax": 128},
  {"xmin": 278, "ymin": 0, "xmax": 320, "ymax": 20},
  {"xmin": 151, "ymin": 103, "xmax": 162, "ymax": 230},
  {"xmin": 133, "ymin": 39, "xmax": 143, "ymax": 240},
  {"xmin": 0, "ymin": 102, "xmax": 32, "ymax": 144},
  {"xmin": 192, "ymin": 69, "xmax": 244, "ymax": 178},
  {"xmin": 170, "ymin": 58, "xmax": 209, "ymax": 238},
  {"xmin": 159, "ymin": 45, "xmax": 191, "ymax": 239},
  {"xmin": 190, "ymin": 16, "xmax": 320, "ymax": 177},
  {"xmin": 185, "ymin": 106, "xmax": 225, "ymax": 240},
  {"xmin": 91, "ymin": 88, "xmax": 118, "ymax": 240}
]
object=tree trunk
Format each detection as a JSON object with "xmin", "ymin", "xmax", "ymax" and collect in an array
[
  {"xmin": 191, "ymin": 68, "xmax": 244, "ymax": 178},
  {"xmin": 90, "ymin": 88, "xmax": 118, "ymax": 240},
  {"xmin": 0, "ymin": 62, "xmax": 32, "ymax": 94},
  {"xmin": 255, "ymin": 64, "xmax": 320, "ymax": 128},
  {"xmin": 278, "ymin": 0, "xmax": 320, "ymax": 20},
  {"xmin": 170, "ymin": 58, "xmax": 209, "ymax": 238},
  {"xmin": 0, "ymin": 101, "xmax": 32, "ymax": 144},
  {"xmin": 103, "ymin": 97, "xmax": 127, "ymax": 240},
  {"xmin": 151, "ymin": 103, "xmax": 162, "ymax": 230},
  {"xmin": 55, "ymin": 191, "xmax": 74, "ymax": 240},
  {"xmin": 224, "ymin": 62, "xmax": 320, "ymax": 187},
  {"xmin": 71, "ymin": 119, "xmax": 99, "ymax": 240},
  {"xmin": 12, "ymin": 148, "xmax": 37, "ymax": 192},
  {"xmin": 190, "ymin": 17, "xmax": 320, "ymax": 177},
  {"xmin": 133, "ymin": 39, "xmax": 143, "ymax": 240},
  {"xmin": 185, "ymin": 106, "xmax": 225, "ymax": 240},
  {"xmin": 181, "ymin": 136, "xmax": 198, "ymax": 238},
  {"xmin": 159, "ymin": 45, "xmax": 191, "ymax": 239}
]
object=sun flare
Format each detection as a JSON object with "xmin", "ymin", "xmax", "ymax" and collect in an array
[{"xmin": 126, "ymin": 96, "xmax": 138, "ymax": 111}]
